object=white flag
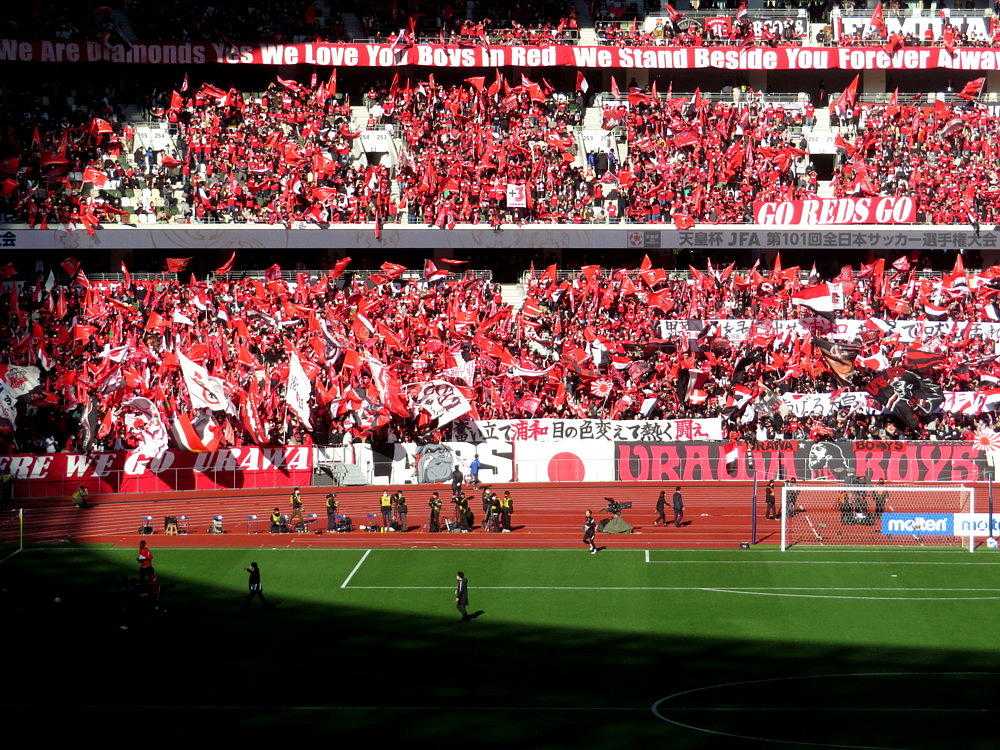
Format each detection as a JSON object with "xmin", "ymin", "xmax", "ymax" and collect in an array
[
  {"xmin": 411, "ymin": 380, "xmax": 470, "ymax": 427},
  {"xmin": 506, "ymin": 183, "xmax": 527, "ymax": 208},
  {"xmin": 0, "ymin": 365, "xmax": 40, "ymax": 397},
  {"xmin": 123, "ymin": 396, "xmax": 170, "ymax": 460},
  {"xmin": 0, "ymin": 382, "xmax": 17, "ymax": 426},
  {"xmin": 286, "ymin": 351, "xmax": 313, "ymax": 429},
  {"xmin": 172, "ymin": 309, "xmax": 195, "ymax": 326},
  {"xmin": 178, "ymin": 350, "xmax": 230, "ymax": 411}
]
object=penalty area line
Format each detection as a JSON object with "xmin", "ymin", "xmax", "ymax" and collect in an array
[{"xmin": 340, "ymin": 549, "xmax": 372, "ymax": 589}]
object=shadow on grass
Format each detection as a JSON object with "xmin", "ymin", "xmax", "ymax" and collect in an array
[{"xmin": 2, "ymin": 546, "xmax": 999, "ymax": 749}]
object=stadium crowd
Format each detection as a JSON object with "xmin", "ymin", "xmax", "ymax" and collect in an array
[
  {"xmin": 7, "ymin": 72, "xmax": 1000, "ymax": 228},
  {"xmin": 2, "ymin": 255, "xmax": 999, "ymax": 456},
  {"xmin": 833, "ymin": 100, "xmax": 1000, "ymax": 225}
]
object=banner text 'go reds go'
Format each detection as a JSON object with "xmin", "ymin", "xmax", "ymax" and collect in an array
[
  {"xmin": 754, "ymin": 196, "xmax": 918, "ymax": 226},
  {"xmin": 1, "ymin": 446, "xmax": 313, "ymax": 499},
  {"xmin": 5, "ymin": 39, "xmax": 1000, "ymax": 70}
]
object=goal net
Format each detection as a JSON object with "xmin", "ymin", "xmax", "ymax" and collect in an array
[
  {"xmin": 780, "ymin": 485, "xmax": 976, "ymax": 552},
  {"xmin": 0, "ymin": 508, "xmax": 24, "ymax": 563}
]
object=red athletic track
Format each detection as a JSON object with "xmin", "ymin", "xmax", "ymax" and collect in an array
[
  {"xmin": 13, "ymin": 481, "xmax": 983, "ymax": 550},
  {"xmin": 10, "ymin": 482, "xmax": 774, "ymax": 549}
]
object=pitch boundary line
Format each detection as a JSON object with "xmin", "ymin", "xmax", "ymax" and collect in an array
[
  {"xmin": 646, "ymin": 559, "xmax": 1000, "ymax": 566},
  {"xmin": 344, "ymin": 585, "xmax": 1000, "ymax": 594},
  {"xmin": 651, "ymin": 671, "xmax": 1000, "ymax": 749},
  {"xmin": 339, "ymin": 549, "xmax": 372, "ymax": 589}
]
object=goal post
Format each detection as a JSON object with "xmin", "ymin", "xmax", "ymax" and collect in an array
[
  {"xmin": 0, "ymin": 508, "xmax": 24, "ymax": 563},
  {"xmin": 780, "ymin": 485, "xmax": 975, "ymax": 552}
]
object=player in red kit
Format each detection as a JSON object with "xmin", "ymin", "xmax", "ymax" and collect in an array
[{"xmin": 137, "ymin": 540, "xmax": 155, "ymax": 583}]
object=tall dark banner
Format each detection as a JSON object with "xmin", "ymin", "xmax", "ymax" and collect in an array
[{"xmin": 615, "ymin": 441, "xmax": 991, "ymax": 483}]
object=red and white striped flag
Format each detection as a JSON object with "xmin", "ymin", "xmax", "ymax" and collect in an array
[{"xmin": 170, "ymin": 412, "xmax": 222, "ymax": 453}]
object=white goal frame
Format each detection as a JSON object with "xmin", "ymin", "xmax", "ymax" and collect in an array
[{"xmin": 780, "ymin": 485, "xmax": 975, "ymax": 553}]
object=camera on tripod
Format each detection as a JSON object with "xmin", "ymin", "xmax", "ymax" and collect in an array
[{"xmin": 604, "ymin": 497, "xmax": 633, "ymax": 515}]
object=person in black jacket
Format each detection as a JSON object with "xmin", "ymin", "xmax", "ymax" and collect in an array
[
  {"xmin": 245, "ymin": 561, "xmax": 269, "ymax": 606},
  {"xmin": 654, "ymin": 491, "xmax": 667, "ymax": 526},
  {"xmin": 672, "ymin": 487, "xmax": 684, "ymax": 527},
  {"xmin": 455, "ymin": 571, "xmax": 470, "ymax": 621},
  {"xmin": 583, "ymin": 510, "xmax": 598, "ymax": 554},
  {"xmin": 451, "ymin": 466, "xmax": 464, "ymax": 495}
]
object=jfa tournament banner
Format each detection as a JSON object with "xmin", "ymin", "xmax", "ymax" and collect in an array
[
  {"xmin": 6, "ymin": 39, "xmax": 1000, "ymax": 70},
  {"xmin": 2, "ymin": 446, "xmax": 313, "ymax": 498},
  {"xmin": 446, "ymin": 417, "xmax": 723, "ymax": 443},
  {"xmin": 615, "ymin": 440, "xmax": 993, "ymax": 483},
  {"xmin": 754, "ymin": 197, "xmax": 917, "ymax": 226}
]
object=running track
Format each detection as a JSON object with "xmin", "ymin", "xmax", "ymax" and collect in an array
[
  {"xmin": 11, "ymin": 482, "xmax": 987, "ymax": 549},
  {"xmin": 7, "ymin": 482, "xmax": 777, "ymax": 549}
]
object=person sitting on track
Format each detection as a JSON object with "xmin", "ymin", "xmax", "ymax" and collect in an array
[{"xmin": 270, "ymin": 507, "xmax": 286, "ymax": 533}]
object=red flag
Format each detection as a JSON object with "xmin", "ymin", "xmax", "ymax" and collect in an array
[
  {"xmin": 575, "ymin": 71, "xmax": 589, "ymax": 94},
  {"xmin": 169, "ymin": 90, "xmax": 184, "ymax": 111},
  {"xmin": 869, "ymin": 2, "xmax": 887, "ymax": 35},
  {"xmin": 423, "ymin": 259, "xmax": 448, "ymax": 282},
  {"xmin": 264, "ymin": 263, "xmax": 282, "ymax": 282},
  {"xmin": 165, "ymin": 257, "xmax": 191, "ymax": 273},
  {"xmin": 326, "ymin": 68, "xmax": 338, "ymax": 99},
  {"xmin": 89, "ymin": 118, "xmax": 113, "ymax": 137},
  {"xmin": 120, "ymin": 260, "xmax": 132, "ymax": 289},
  {"xmin": 330, "ymin": 256, "xmax": 352, "ymax": 279},
  {"xmin": 436, "ymin": 257, "xmax": 467, "ymax": 267},
  {"xmin": 214, "ymin": 250, "xmax": 236, "ymax": 275},
  {"xmin": 60, "ymin": 257, "xmax": 81, "ymax": 279},
  {"xmin": 959, "ymin": 78, "xmax": 985, "ymax": 101},
  {"xmin": 82, "ymin": 166, "xmax": 107, "ymax": 188},
  {"xmin": 161, "ymin": 154, "xmax": 182, "ymax": 169},
  {"xmin": 464, "ymin": 76, "xmax": 486, "ymax": 92},
  {"xmin": 610, "ymin": 75, "xmax": 620, "ymax": 98},
  {"xmin": 831, "ymin": 75, "xmax": 859, "ymax": 113}
]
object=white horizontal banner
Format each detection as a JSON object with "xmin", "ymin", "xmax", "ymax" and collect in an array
[
  {"xmin": 446, "ymin": 417, "xmax": 723, "ymax": 443},
  {"xmin": 779, "ymin": 390, "xmax": 1000, "ymax": 418},
  {"xmin": 658, "ymin": 318, "xmax": 1000, "ymax": 344}
]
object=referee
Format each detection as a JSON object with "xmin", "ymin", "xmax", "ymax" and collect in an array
[
  {"xmin": 455, "ymin": 571, "xmax": 470, "ymax": 621},
  {"xmin": 583, "ymin": 509, "xmax": 598, "ymax": 555}
]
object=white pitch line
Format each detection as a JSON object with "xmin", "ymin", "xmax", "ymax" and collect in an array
[
  {"xmin": 339, "ymin": 549, "xmax": 372, "ymax": 589},
  {"xmin": 344, "ymin": 585, "xmax": 1000, "ymax": 592},
  {"xmin": 647, "ymin": 560, "xmax": 1000, "ymax": 566},
  {"xmin": 644, "ymin": 549, "xmax": 650, "ymax": 564}
]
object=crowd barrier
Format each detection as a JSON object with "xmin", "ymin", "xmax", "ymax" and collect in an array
[{"xmin": 4, "ymin": 438, "xmax": 996, "ymax": 499}]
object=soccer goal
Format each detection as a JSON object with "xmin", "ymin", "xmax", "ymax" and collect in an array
[
  {"xmin": 0, "ymin": 508, "xmax": 24, "ymax": 563},
  {"xmin": 780, "ymin": 485, "xmax": 976, "ymax": 552}
]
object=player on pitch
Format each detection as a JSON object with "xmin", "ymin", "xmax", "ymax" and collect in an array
[{"xmin": 583, "ymin": 509, "xmax": 598, "ymax": 555}]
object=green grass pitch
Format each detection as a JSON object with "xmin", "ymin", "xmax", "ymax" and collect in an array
[{"xmin": 3, "ymin": 545, "xmax": 1000, "ymax": 747}]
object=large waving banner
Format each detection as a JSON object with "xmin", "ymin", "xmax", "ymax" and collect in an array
[
  {"xmin": 755, "ymin": 197, "xmax": 917, "ymax": 226},
  {"xmin": 616, "ymin": 440, "xmax": 994, "ymax": 483},
  {"xmin": 5, "ymin": 39, "xmax": 1000, "ymax": 70},
  {"xmin": 447, "ymin": 417, "xmax": 723, "ymax": 443},
  {"xmin": 2, "ymin": 446, "xmax": 313, "ymax": 499}
]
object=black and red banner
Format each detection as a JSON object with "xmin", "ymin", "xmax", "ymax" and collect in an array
[{"xmin": 615, "ymin": 440, "xmax": 992, "ymax": 483}]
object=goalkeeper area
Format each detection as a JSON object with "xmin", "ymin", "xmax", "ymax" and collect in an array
[
  {"xmin": 781, "ymin": 484, "xmax": 979, "ymax": 552},
  {"xmin": 3, "ymin": 544, "xmax": 1000, "ymax": 747}
]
